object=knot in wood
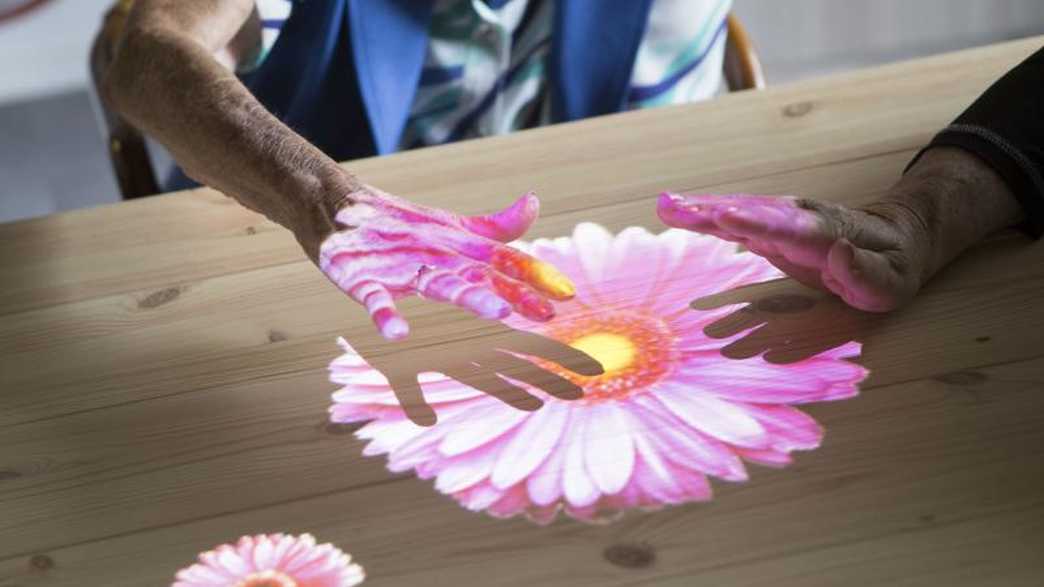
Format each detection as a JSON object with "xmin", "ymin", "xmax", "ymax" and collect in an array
[
  {"xmin": 603, "ymin": 543, "xmax": 656, "ymax": 569},
  {"xmin": 783, "ymin": 101, "xmax": 815, "ymax": 118},
  {"xmin": 30, "ymin": 554, "xmax": 55, "ymax": 571}
]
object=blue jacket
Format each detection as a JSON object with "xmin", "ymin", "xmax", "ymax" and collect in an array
[{"xmin": 169, "ymin": 0, "xmax": 655, "ymax": 189}]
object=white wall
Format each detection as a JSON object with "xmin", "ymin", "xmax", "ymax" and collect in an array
[
  {"xmin": 0, "ymin": 0, "xmax": 113, "ymax": 105},
  {"xmin": 734, "ymin": 0, "xmax": 1044, "ymax": 83}
]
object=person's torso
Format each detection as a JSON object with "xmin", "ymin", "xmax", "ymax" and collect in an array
[{"xmin": 250, "ymin": 0, "xmax": 732, "ymax": 150}]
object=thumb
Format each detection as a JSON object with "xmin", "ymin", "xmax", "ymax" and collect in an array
[
  {"xmin": 460, "ymin": 192, "xmax": 539, "ymax": 242},
  {"xmin": 825, "ymin": 238, "xmax": 907, "ymax": 312}
]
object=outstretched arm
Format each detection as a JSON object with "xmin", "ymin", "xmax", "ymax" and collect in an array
[
  {"xmin": 104, "ymin": 0, "xmax": 576, "ymax": 339},
  {"xmin": 103, "ymin": 0, "xmax": 356, "ymax": 253}
]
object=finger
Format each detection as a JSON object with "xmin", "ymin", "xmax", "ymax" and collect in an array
[
  {"xmin": 656, "ymin": 192, "xmax": 721, "ymax": 232},
  {"xmin": 482, "ymin": 352, "xmax": 585, "ymax": 401},
  {"xmin": 657, "ymin": 192, "xmax": 793, "ymax": 239},
  {"xmin": 385, "ymin": 373, "xmax": 437, "ymax": 426},
  {"xmin": 826, "ymin": 238, "xmax": 905, "ymax": 312},
  {"xmin": 666, "ymin": 192, "xmax": 794, "ymax": 206},
  {"xmin": 489, "ymin": 271, "xmax": 556, "ymax": 322},
  {"xmin": 439, "ymin": 232, "xmax": 576, "ymax": 301},
  {"xmin": 489, "ymin": 246, "xmax": 576, "ymax": 300},
  {"xmin": 443, "ymin": 364, "xmax": 543, "ymax": 412},
  {"xmin": 347, "ymin": 282, "xmax": 410, "ymax": 340},
  {"xmin": 460, "ymin": 192, "xmax": 540, "ymax": 242},
  {"xmin": 715, "ymin": 203, "xmax": 818, "ymax": 243},
  {"xmin": 415, "ymin": 267, "xmax": 511, "ymax": 320},
  {"xmin": 455, "ymin": 264, "xmax": 556, "ymax": 322},
  {"xmin": 716, "ymin": 205, "xmax": 834, "ymax": 270},
  {"xmin": 493, "ymin": 329, "xmax": 605, "ymax": 376}
]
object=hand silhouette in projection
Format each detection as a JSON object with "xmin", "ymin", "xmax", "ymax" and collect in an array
[
  {"xmin": 691, "ymin": 277, "xmax": 873, "ymax": 364},
  {"xmin": 344, "ymin": 303, "xmax": 604, "ymax": 425}
]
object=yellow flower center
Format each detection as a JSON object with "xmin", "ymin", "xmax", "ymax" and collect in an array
[
  {"xmin": 535, "ymin": 310, "xmax": 675, "ymax": 403},
  {"xmin": 569, "ymin": 333, "xmax": 636, "ymax": 374},
  {"xmin": 234, "ymin": 570, "xmax": 298, "ymax": 587}
]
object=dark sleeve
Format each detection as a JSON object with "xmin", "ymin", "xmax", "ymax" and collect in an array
[{"xmin": 906, "ymin": 46, "xmax": 1044, "ymax": 237}]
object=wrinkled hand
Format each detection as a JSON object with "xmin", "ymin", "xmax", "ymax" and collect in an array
[
  {"xmin": 347, "ymin": 305, "xmax": 605, "ymax": 425},
  {"xmin": 317, "ymin": 186, "xmax": 576, "ymax": 340},
  {"xmin": 657, "ymin": 192, "xmax": 928, "ymax": 312}
]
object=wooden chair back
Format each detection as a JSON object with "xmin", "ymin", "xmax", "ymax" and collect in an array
[{"xmin": 724, "ymin": 13, "xmax": 766, "ymax": 91}]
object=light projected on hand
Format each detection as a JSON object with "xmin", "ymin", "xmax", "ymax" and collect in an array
[{"xmin": 329, "ymin": 223, "xmax": 869, "ymax": 524}]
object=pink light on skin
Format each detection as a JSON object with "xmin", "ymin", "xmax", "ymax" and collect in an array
[
  {"xmin": 172, "ymin": 533, "xmax": 364, "ymax": 587},
  {"xmin": 319, "ymin": 187, "xmax": 575, "ymax": 340},
  {"xmin": 328, "ymin": 223, "xmax": 869, "ymax": 524},
  {"xmin": 656, "ymin": 192, "xmax": 906, "ymax": 312}
]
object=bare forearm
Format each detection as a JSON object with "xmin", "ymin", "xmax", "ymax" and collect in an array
[{"xmin": 103, "ymin": 3, "xmax": 358, "ymax": 253}]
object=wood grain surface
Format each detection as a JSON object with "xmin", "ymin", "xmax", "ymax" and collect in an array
[{"xmin": 1, "ymin": 37, "xmax": 1042, "ymax": 586}]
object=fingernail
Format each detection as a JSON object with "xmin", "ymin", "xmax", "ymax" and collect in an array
[
  {"xmin": 530, "ymin": 260, "xmax": 576, "ymax": 299},
  {"xmin": 380, "ymin": 316, "xmax": 409, "ymax": 340},
  {"xmin": 465, "ymin": 289, "xmax": 511, "ymax": 320}
]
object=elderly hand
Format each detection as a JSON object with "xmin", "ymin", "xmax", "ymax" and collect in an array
[
  {"xmin": 656, "ymin": 192, "xmax": 928, "ymax": 312},
  {"xmin": 303, "ymin": 185, "xmax": 576, "ymax": 340},
  {"xmin": 656, "ymin": 149, "xmax": 1026, "ymax": 314}
]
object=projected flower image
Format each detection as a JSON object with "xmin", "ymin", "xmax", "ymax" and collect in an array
[
  {"xmin": 172, "ymin": 533, "xmax": 364, "ymax": 587},
  {"xmin": 329, "ymin": 223, "xmax": 869, "ymax": 523}
]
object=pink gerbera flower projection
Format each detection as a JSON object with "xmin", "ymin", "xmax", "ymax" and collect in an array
[
  {"xmin": 329, "ymin": 223, "xmax": 869, "ymax": 524},
  {"xmin": 172, "ymin": 533, "xmax": 364, "ymax": 587}
]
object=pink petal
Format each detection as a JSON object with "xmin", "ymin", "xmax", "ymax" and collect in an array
[
  {"xmin": 435, "ymin": 442, "xmax": 500, "ymax": 493},
  {"xmin": 655, "ymin": 384, "xmax": 768, "ymax": 448},
  {"xmin": 734, "ymin": 447, "xmax": 793, "ymax": 467},
  {"xmin": 491, "ymin": 402, "xmax": 567, "ymax": 490},
  {"xmin": 486, "ymin": 484, "xmax": 531, "ymax": 518},
  {"xmin": 742, "ymin": 403, "xmax": 824, "ymax": 451},
  {"xmin": 602, "ymin": 226, "xmax": 670, "ymax": 306},
  {"xmin": 570, "ymin": 223, "xmax": 614, "ymax": 301},
  {"xmin": 387, "ymin": 424, "xmax": 455, "ymax": 473},
  {"xmin": 678, "ymin": 356, "xmax": 862, "ymax": 404},
  {"xmin": 251, "ymin": 535, "xmax": 275, "ymax": 572},
  {"xmin": 526, "ymin": 415, "xmax": 570, "ymax": 506},
  {"xmin": 629, "ymin": 397, "xmax": 748, "ymax": 481},
  {"xmin": 583, "ymin": 403, "xmax": 635, "ymax": 495},
  {"xmin": 357, "ymin": 418, "xmax": 428, "ymax": 456},
  {"xmin": 438, "ymin": 403, "xmax": 529, "ymax": 457},
  {"xmin": 454, "ymin": 481, "xmax": 506, "ymax": 511},
  {"xmin": 176, "ymin": 563, "xmax": 230, "ymax": 584},
  {"xmin": 563, "ymin": 409, "xmax": 600, "ymax": 507},
  {"xmin": 216, "ymin": 546, "xmax": 251, "ymax": 575},
  {"xmin": 630, "ymin": 435, "xmax": 685, "ymax": 503}
]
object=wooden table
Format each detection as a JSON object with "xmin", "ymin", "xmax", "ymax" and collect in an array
[{"xmin": 2, "ymin": 37, "xmax": 1043, "ymax": 586}]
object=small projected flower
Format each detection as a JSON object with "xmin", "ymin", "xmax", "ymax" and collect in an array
[
  {"xmin": 172, "ymin": 533, "xmax": 364, "ymax": 587},
  {"xmin": 330, "ymin": 223, "xmax": 868, "ymax": 523}
]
